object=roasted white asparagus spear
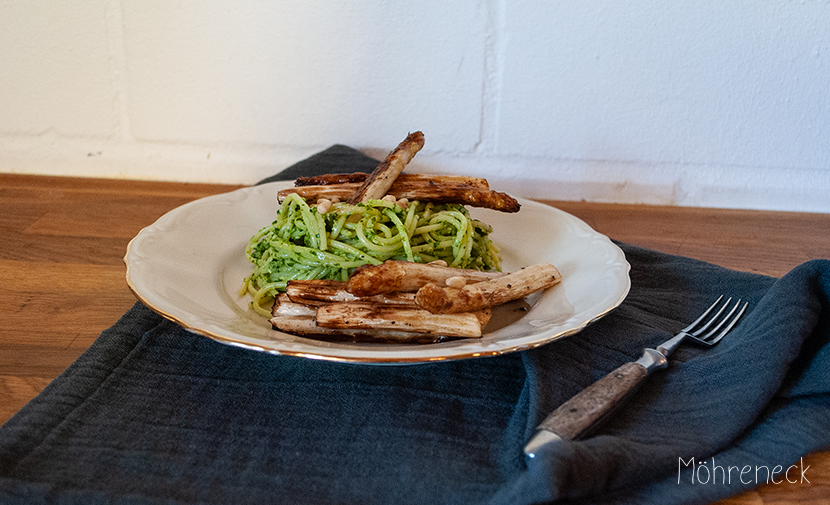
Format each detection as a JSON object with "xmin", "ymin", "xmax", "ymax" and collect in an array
[
  {"xmin": 415, "ymin": 263, "xmax": 561, "ymax": 314},
  {"xmin": 346, "ymin": 260, "xmax": 505, "ymax": 297},
  {"xmin": 314, "ymin": 302, "xmax": 489, "ymax": 338},
  {"xmin": 347, "ymin": 131, "xmax": 425, "ymax": 204}
]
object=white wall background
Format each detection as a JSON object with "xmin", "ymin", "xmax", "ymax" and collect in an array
[{"xmin": 1, "ymin": 0, "xmax": 829, "ymax": 212}]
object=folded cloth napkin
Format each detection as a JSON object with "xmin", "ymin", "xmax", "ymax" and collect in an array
[{"xmin": 1, "ymin": 146, "xmax": 828, "ymax": 505}]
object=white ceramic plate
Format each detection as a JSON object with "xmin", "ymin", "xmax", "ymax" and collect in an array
[{"xmin": 125, "ymin": 181, "xmax": 630, "ymax": 364}]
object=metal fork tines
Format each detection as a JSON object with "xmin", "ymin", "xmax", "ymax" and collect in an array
[
  {"xmin": 524, "ymin": 295, "xmax": 750, "ymax": 458},
  {"xmin": 656, "ymin": 295, "xmax": 749, "ymax": 357}
]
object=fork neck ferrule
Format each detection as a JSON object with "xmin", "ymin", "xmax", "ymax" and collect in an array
[{"xmin": 635, "ymin": 348, "xmax": 669, "ymax": 374}]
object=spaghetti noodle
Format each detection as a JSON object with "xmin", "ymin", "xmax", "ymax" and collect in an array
[{"xmin": 240, "ymin": 193, "xmax": 501, "ymax": 316}]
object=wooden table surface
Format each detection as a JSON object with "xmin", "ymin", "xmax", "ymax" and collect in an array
[{"xmin": 1, "ymin": 173, "xmax": 828, "ymax": 503}]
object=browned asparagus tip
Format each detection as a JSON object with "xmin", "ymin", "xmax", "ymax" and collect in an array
[{"xmin": 347, "ymin": 131, "xmax": 425, "ymax": 204}]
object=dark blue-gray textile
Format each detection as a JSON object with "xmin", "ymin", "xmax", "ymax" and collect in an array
[{"xmin": 1, "ymin": 146, "xmax": 828, "ymax": 505}]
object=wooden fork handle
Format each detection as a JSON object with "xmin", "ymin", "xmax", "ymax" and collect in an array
[{"xmin": 527, "ymin": 349, "xmax": 668, "ymax": 447}]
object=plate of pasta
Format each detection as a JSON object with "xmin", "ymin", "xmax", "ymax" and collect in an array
[{"xmin": 125, "ymin": 179, "xmax": 630, "ymax": 364}]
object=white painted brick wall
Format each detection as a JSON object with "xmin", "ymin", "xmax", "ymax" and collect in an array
[{"xmin": 1, "ymin": 1, "xmax": 828, "ymax": 212}]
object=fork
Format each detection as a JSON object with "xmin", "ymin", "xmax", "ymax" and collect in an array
[{"xmin": 524, "ymin": 295, "xmax": 749, "ymax": 459}]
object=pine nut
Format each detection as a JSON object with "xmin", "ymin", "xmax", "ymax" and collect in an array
[
  {"xmin": 316, "ymin": 199, "xmax": 332, "ymax": 214},
  {"xmin": 446, "ymin": 276, "xmax": 467, "ymax": 288}
]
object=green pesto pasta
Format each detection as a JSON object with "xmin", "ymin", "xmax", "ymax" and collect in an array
[{"xmin": 240, "ymin": 192, "xmax": 501, "ymax": 316}]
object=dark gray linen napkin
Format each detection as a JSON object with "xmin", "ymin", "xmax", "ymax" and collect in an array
[{"xmin": 1, "ymin": 146, "xmax": 828, "ymax": 505}]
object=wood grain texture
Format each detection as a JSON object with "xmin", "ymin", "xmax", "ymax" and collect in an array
[
  {"xmin": 539, "ymin": 361, "xmax": 649, "ymax": 440},
  {"xmin": 1, "ymin": 173, "xmax": 827, "ymax": 504}
]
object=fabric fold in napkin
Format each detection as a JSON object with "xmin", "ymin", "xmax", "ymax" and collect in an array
[{"xmin": 1, "ymin": 146, "xmax": 829, "ymax": 505}]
